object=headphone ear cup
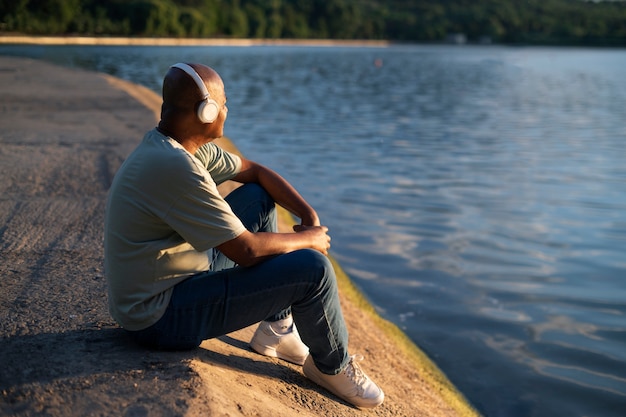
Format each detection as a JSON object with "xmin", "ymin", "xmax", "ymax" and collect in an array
[{"xmin": 197, "ymin": 98, "xmax": 220, "ymax": 123}]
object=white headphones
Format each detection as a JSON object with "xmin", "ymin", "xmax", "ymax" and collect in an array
[{"xmin": 170, "ymin": 62, "xmax": 220, "ymax": 123}]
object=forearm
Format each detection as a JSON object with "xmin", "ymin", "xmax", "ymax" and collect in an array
[
  {"xmin": 259, "ymin": 169, "xmax": 320, "ymax": 225},
  {"xmin": 233, "ymin": 160, "xmax": 320, "ymax": 226},
  {"xmin": 217, "ymin": 228, "xmax": 329, "ymax": 267}
]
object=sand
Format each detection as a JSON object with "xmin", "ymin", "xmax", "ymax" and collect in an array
[
  {"xmin": 0, "ymin": 55, "xmax": 479, "ymax": 417},
  {"xmin": 0, "ymin": 35, "xmax": 389, "ymax": 47}
]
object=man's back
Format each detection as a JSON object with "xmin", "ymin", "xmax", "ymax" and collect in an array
[{"xmin": 104, "ymin": 128, "xmax": 244, "ymax": 331}]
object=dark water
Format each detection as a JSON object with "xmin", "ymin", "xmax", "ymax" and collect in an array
[{"xmin": 2, "ymin": 44, "xmax": 625, "ymax": 417}]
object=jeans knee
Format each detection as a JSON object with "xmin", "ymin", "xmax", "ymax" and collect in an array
[
  {"xmin": 297, "ymin": 249, "xmax": 336, "ymax": 290},
  {"xmin": 229, "ymin": 183, "xmax": 274, "ymax": 209},
  {"xmin": 226, "ymin": 183, "xmax": 276, "ymax": 232}
]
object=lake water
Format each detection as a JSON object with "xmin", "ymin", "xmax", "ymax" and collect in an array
[{"xmin": 2, "ymin": 44, "xmax": 625, "ymax": 417}]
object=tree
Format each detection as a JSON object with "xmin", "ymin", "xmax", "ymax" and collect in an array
[
  {"xmin": 179, "ymin": 7, "xmax": 214, "ymax": 37},
  {"xmin": 0, "ymin": 0, "xmax": 624, "ymax": 45},
  {"xmin": 281, "ymin": 3, "xmax": 309, "ymax": 38},
  {"xmin": 217, "ymin": 1, "xmax": 248, "ymax": 38},
  {"xmin": 244, "ymin": 3, "xmax": 266, "ymax": 38},
  {"xmin": 128, "ymin": 0, "xmax": 183, "ymax": 37}
]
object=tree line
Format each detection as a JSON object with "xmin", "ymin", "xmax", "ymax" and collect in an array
[{"xmin": 1, "ymin": 0, "xmax": 625, "ymax": 46}]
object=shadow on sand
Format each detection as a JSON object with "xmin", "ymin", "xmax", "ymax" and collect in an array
[{"xmin": 0, "ymin": 326, "xmax": 320, "ymax": 415}]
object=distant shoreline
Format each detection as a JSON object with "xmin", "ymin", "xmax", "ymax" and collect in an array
[{"xmin": 0, "ymin": 35, "xmax": 390, "ymax": 47}]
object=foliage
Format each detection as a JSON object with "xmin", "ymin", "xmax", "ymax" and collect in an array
[{"xmin": 0, "ymin": 0, "xmax": 624, "ymax": 46}]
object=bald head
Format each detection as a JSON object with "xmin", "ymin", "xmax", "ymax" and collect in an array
[
  {"xmin": 161, "ymin": 63, "xmax": 224, "ymax": 117},
  {"xmin": 158, "ymin": 63, "xmax": 227, "ymax": 146}
]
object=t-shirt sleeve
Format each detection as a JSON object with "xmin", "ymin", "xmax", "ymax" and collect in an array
[
  {"xmin": 161, "ymin": 155, "xmax": 247, "ymax": 252},
  {"xmin": 164, "ymin": 174, "xmax": 247, "ymax": 252},
  {"xmin": 194, "ymin": 143, "xmax": 242, "ymax": 185}
]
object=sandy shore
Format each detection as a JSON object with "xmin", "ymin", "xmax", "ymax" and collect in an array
[
  {"xmin": 0, "ymin": 56, "xmax": 478, "ymax": 417},
  {"xmin": 0, "ymin": 35, "xmax": 390, "ymax": 47}
]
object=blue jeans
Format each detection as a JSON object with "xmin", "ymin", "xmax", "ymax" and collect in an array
[{"xmin": 129, "ymin": 183, "xmax": 349, "ymax": 374}]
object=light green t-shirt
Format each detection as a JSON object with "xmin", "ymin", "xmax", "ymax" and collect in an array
[{"xmin": 104, "ymin": 128, "xmax": 247, "ymax": 331}]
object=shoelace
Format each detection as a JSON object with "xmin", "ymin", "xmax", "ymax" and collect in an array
[{"xmin": 344, "ymin": 354, "xmax": 367, "ymax": 395}]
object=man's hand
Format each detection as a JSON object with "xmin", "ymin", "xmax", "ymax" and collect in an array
[{"xmin": 293, "ymin": 225, "xmax": 331, "ymax": 255}]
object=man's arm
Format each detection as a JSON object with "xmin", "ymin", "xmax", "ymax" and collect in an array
[
  {"xmin": 216, "ymin": 227, "xmax": 330, "ymax": 267},
  {"xmin": 216, "ymin": 157, "xmax": 328, "ymax": 267},
  {"xmin": 231, "ymin": 158, "xmax": 320, "ymax": 227}
]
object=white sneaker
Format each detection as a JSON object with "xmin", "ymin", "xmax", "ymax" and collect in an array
[
  {"xmin": 303, "ymin": 354, "xmax": 384, "ymax": 409},
  {"xmin": 250, "ymin": 321, "xmax": 309, "ymax": 366}
]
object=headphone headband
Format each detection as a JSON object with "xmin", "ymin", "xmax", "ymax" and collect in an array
[{"xmin": 170, "ymin": 62, "xmax": 219, "ymax": 123}]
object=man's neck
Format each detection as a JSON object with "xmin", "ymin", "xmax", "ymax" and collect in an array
[{"xmin": 156, "ymin": 124, "xmax": 208, "ymax": 154}]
